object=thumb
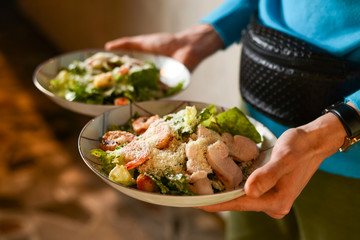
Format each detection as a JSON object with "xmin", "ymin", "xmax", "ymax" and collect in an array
[{"xmin": 244, "ymin": 160, "xmax": 290, "ymax": 198}]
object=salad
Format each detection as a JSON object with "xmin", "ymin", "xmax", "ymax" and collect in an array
[
  {"xmin": 49, "ymin": 52, "xmax": 184, "ymax": 105},
  {"xmin": 91, "ymin": 105, "xmax": 262, "ymax": 196}
]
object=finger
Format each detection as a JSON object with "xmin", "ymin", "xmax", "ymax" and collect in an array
[
  {"xmin": 198, "ymin": 187, "xmax": 295, "ymax": 219},
  {"xmin": 197, "ymin": 193, "xmax": 271, "ymax": 213},
  {"xmin": 197, "ymin": 198, "xmax": 243, "ymax": 212},
  {"xmin": 244, "ymin": 158, "xmax": 293, "ymax": 198},
  {"xmin": 264, "ymin": 211, "xmax": 287, "ymax": 219},
  {"xmin": 105, "ymin": 37, "xmax": 145, "ymax": 50}
]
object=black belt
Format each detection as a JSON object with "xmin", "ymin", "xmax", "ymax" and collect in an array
[{"xmin": 239, "ymin": 21, "xmax": 360, "ymax": 127}]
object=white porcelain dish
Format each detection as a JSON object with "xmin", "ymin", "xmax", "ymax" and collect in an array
[
  {"xmin": 78, "ymin": 100, "xmax": 277, "ymax": 207},
  {"xmin": 33, "ymin": 49, "xmax": 191, "ymax": 116}
]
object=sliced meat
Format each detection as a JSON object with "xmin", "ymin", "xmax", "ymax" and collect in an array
[
  {"xmin": 192, "ymin": 177, "xmax": 214, "ymax": 195},
  {"xmin": 189, "ymin": 170, "xmax": 208, "ymax": 182},
  {"xmin": 222, "ymin": 133, "xmax": 259, "ymax": 162},
  {"xmin": 185, "ymin": 139, "xmax": 212, "ymax": 174},
  {"xmin": 196, "ymin": 125, "xmax": 221, "ymax": 144},
  {"xmin": 206, "ymin": 140, "xmax": 243, "ymax": 190}
]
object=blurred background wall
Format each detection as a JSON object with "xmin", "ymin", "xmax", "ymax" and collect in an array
[{"xmin": 17, "ymin": 0, "xmax": 242, "ymax": 108}]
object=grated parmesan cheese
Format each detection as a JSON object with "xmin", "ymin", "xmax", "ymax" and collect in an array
[{"xmin": 137, "ymin": 138, "xmax": 186, "ymax": 178}]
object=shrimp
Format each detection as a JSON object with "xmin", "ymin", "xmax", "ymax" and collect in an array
[
  {"xmin": 132, "ymin": 115, "xmax": 160, "ymax": 135},
  {"xmin": 120, "ymin": 116, "xmax": 173, "ymax": 170},
  {"xmin": 100, "ymin": 130, "xmax": 135, "ymax": 151},
  {"xmin": 123, "ymin": 118, "xmax": 173, "ymax": 169},
  {"xmin": 142, "ymin": 119, "xmax": 173, "ymax": 149},
  {"xmin": 123, "ymin": 140, "xmax": 150, "ymax": 170}
]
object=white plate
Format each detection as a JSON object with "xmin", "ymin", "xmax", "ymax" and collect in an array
[
  {"xmin": 33, "ymin": 49, "xmax": 191, "ymax": 116},
  {"xmin": 78, "ymin": 100, "xmax": 277, "ymax": 207}
]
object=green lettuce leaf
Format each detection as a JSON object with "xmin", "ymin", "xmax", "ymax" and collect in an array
[
  {"xmin": 165, "ymin": 82, "xmax": 184, "ymax": 96},
  {"xmin": 199, "ymin": 106, "xmax": 262, "ymax": 143},
  {"xmin": 128, "ymin": 63, "xmax": 159, "ymax": 90},
  {"xmin": 146, "ymin": 173, "xmax": 195, "ymax": 195},
  {"xmin": 164, "ymin": 106, "xmax": 199, "ymax": 138},
  {"xmin": 198, "ymin": 104, "xmax": 218, "ymax": 121},
  {"xmin": 166, "ymin": 174, "xmax": 195, "ymax": 195},
  {"xmin": 91, "ymin": 148, "xmax": 125, "ymax": 174},
  {"xmin": 217, "ymin": 107, "xmax": 262, "ymax": 143}
]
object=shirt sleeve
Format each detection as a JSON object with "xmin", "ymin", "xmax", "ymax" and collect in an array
[
  {"xmin": 345, "ymin": 90, "xmax": 360, "ymax": 112},
  {"xmin": 200, "ymin": 0, "xmax": 259, "ymax": 48}
]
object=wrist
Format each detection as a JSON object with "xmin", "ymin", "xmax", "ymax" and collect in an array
[
  {"xmin": 347, "ymin": 101, "xmax": 360, "ymax": 115},
  {"xmin": 323, "ymin": 101, "xmax": 360, "ymax": 151},
  {"xmin": 298, "ymin": 113, "xmax": 347, "ymax": 158}
]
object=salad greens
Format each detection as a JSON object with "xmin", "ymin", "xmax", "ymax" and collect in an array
[
  {"xmin": 91, "ymin": 105, "xmax": 262, "ymax": 196},
  {"xmin": 211, "ymin": 107, "xmax": 262, "ymax": 143},
  {"xmin": 198, "ymin": 105, "xmax": 262, "ymax": 143},
  {"xmin": 50, "ymin": 52, "xmax": 184, "ymax": 105},
  {"xmin": 146, "ymin": 173, "xmax": 195, "ymax": 195}
]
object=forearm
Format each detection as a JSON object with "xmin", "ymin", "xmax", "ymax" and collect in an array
[
  {"xmin": 200, "ymin": 0, "xmax": 259, "ymax": 47},
  {"xmin": 298, "ymin": 113, "xmax": 346, "ymax": 161}
]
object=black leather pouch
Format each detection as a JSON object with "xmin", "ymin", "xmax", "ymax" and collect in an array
[{"xmin": 240, "ymin": 22, "xmax": 360, "ymax": 127}]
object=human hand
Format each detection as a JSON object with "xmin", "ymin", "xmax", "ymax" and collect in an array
[
  {"xmin": 105, "ymin": 24, "xmax": 224, "ymax": 72},
  {"xmin": 198, "ymin": 111, "xmax": 348, "ymax": 219}
]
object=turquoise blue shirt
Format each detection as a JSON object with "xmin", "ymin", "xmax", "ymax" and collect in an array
[{"xmin": 201, "ymin": 0, "xmax": 360, "ymax": 178}]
